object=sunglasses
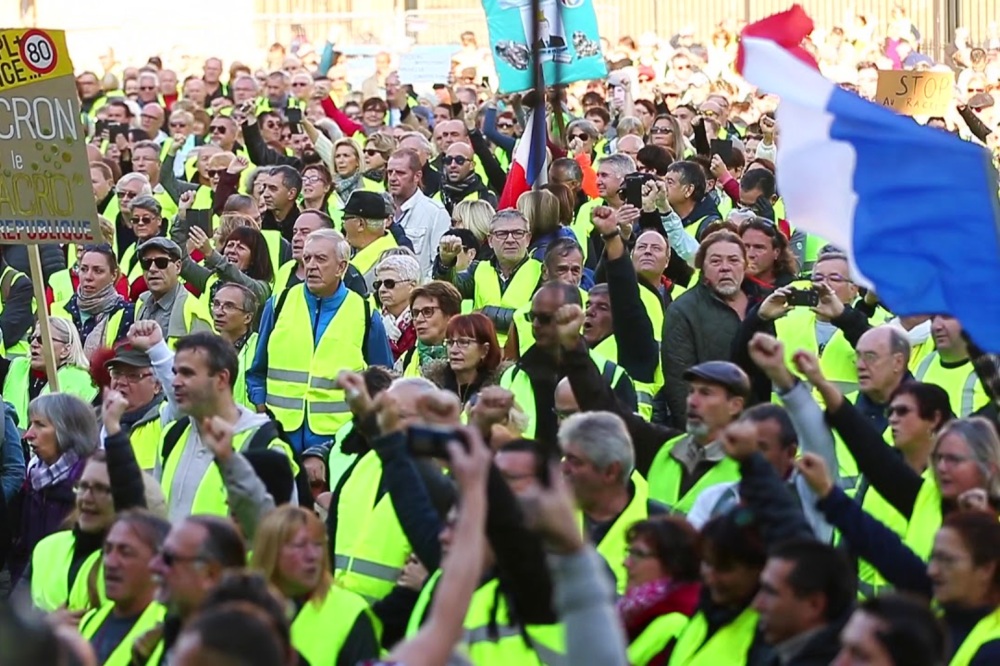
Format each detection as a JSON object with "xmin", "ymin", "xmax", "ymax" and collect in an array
[
  {"xmin": 887, "ymin": 405, "xmax": 913, "ymax": 417},
  {"xmin": 497, "ymin": 122, "xmax": 515, "ymax": 129},
  {"xmin": 209, "ymin": 125, "xmax": 227, "ymax": 134},
  {"xmin": 208, "ymin": 168, "xmax": 225, "ymax": 178},
  {"xmin": 650, "ymin": 127, "xmax": 672, "ymax": 134},
  {"xmin": 374, "ymin": 278, "xmax": 411, "ymax": 290},
  {"xmin": 569, "ymin": 133, "xmax": 590, "ymax": 141},
  {"xmin": 443, "ymin": 155, "xmax": 470, "ymax": 166},
  {"xmin": 130, "ymin": 215, "xmax": 157, "ymax": 226},
  {"xmin": 139, "ymin": 85, "xmax": 156, "ymax": 91},
  {"xmin": 158, "ymin": 548, "xmax": 206, "ymax": 568},
  {"xmin": 364, "ymin": 148, "xmax": 385, "ymax": 156},
  {"xmin": 263, "ymin": 121, "xmax": 280, "ymax": 129},
  {"xmin": 169, "ymin": 121, "xmax": 188, "ymax": 128},
  {"xmin": 525, "ymin": 310, "xmax": 554, "ymax": 325},
  {"xmin": 140, "ymin": 256, "xmax": 174, "ymax": 270}
]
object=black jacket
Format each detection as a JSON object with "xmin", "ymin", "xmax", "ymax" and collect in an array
[
  {"xmin": 0, "ymin": 258, "xmax": 36, "ymax": 350},
  {"xmin": 242, "ymin": 120, "xmax": 302, "ymax": 169},
  {"xmin": 439, "ymin": 173, "xmax": 498, "ymax": 215},
  {"xmin": 2, "ymin": 245, "xmax": 65, "ymax": 282}
]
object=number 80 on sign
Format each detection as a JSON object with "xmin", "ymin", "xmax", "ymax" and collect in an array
[{"xmin": 18, "ymin": 30, "xmax": 57, "ymax": 76}]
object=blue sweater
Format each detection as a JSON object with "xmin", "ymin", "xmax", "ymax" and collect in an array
[
  {"xmin": 247, "ymin": 282, "xmax": 394, "ymax": 453},
  {"xmin": 1, "ymin": 402, "xmax": 24, "ymax": 503}
]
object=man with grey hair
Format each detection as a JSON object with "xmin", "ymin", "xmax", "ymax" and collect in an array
[
  {"xmin": 248, "ymin": 227, "xmax": 393, "ymax": 454},
  {"xmin": 569, "ymin": 152, "xmax": 638, "ymax": 268},
  {"xmin": 341, "ymin": 190, "xmax": 398, "ymax": 289},
  {"xmin": 559, "ymin": 410, "xmax": 668, "ymax": 594}
]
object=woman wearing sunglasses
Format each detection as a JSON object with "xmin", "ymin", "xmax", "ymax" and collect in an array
[
  {"xmin": 362, "ymin": 132, "xmax": 396, "ymax": 185},
  {"xmin": 329, "ymin": 138, "xmax": 384, "ymax": 213},
  {"xmin": 117, "ymin": 194, "xmax": 168, "ymax": 299},
  {"xmin": 373, "ymin": 254, "xmax": 420, "ymax": 362},
  {"xmin": 19, "ymin": 391, "xmax": 148, "ymax": 614}
]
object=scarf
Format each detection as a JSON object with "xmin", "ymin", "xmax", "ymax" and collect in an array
[
  {"xmin": 363, "ymin": 167, "xmax": 385, "ymax": 183},
  {"xmin": 76, "ymin": 283, "xmax": 122, "ymax": 358},
  {"xmin": 617, "ymin": 579, "xmax": 701, "ymax": 641},
  {"xmin": 381, "ymin": 308, "xmax": 412, "ymax": 344},
  {"xmin": 27, "ymin": 451, "xmax": 79, "ymax": 491},
  {"xmin": 441, "ymin": 174, "xmax": 480, "ymax": 207},
  {"xmin": 333, "ymin": 170, "xmax": 363, "ymax": 202},
  {"xmin": 417, "ymin": 340, "xmax": 448, "ymax": 367}
]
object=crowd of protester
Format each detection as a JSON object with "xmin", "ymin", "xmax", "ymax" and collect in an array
[{"xmin": 1, "ymin": 9, "xmax": 999, "ymax": 666}]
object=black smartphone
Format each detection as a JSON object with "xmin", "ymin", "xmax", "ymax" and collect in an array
[
  {"xmin": 407, "ymin": 425, "xmax": 463, "ymax": 458},
  {"xmin": 622, "ymin": 172, "xmax": 654, "ymax": 209},
  {"xmin": 108, "ymin": 122, "xmax": 129, "ymax": 143},
  {"xmin": 710, "ymin": 138, "xmax": 734, "ymax": 164},
  {"xmin": 286, "ymin": 107, "xmax": 303, "ymax": 134},
  {"xmin": 95, "ymin": 118, "xmax": 108, "ymax": 136},
  {"xmin": 786, "ymin": 288, "xmax": 820, "ymax": 307}
]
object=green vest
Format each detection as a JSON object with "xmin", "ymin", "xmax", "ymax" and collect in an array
[
  {"xmin": 291, "ymin": 585, "xmax": 381, "ymax": 666},
  {"xmin": 272, "ymin": 260, "xmax": 298, "ymax": 296},
  {"xmin": 334, "ymin": 450, "xmax": 411, "ymax": 604},
  {"xmin": 49, "ymin": 269, "xmax": 75, "ymax": 305},
  {"xmin": 472, "ymin": 259, "xmax": 543, "ymax": 345},
  {"xmin": 772, "ymin": 304, "xmax": 859, "ymax": 396},
  {"xmin": 234, "ymin": 331, "xmax": 259, "ymax": 409},
  {"xmin": 578, "ymin": 473, "xmax": 652, "ymax": 595},
  {"xmin": 325, "ymin": 421, "xmax": 359, "ymax": 490},
  {"xmin": 30, "ymin": 530, "xmax": 105, "ymax": 612},
  {"xmin": 499, "ymin": 350, "xmax": 630, "ymax": 439},
  {"xmin": 3, "ymin": 358, "xmax": 98, "ymax": 429},
  {"xmin": 629, "ymin": 612, "xmax": 691, "ymax": 666},
  {"xmin": 136, "ymin": 288, "xmax": 213, "ymax": 349},
  {"xmin": 0, "ymin": 265, "xmax": 33, "ymax": 356},
  {"xmin": 50, "ymin": 300, "xmax": 128, "ymax": 350},
  {"xmin": 350, "ymin": 233, "xmax": 399, "ymax": 285},
  {"xmin": 571, "ymin": 198, "xmax": 603, "ymax": 263},
  {"xmin": 647, "ymin": 434, "xmax": 741, "ymax": 515},
  {"xmin": 265, "ymin": 285, "xmax": 368, "ymax": 435},
  {"xmin": 949, "ymin": 608, "xmax": 1000, "ymax": 666},
  {"xmin": 913, "ymin": 352, "xmax": 988, "ymax": 417},
  {"xmin": 79, "ymin": 601, "xmax": 165, "ymax": 666},
  {"xmin": 668, "ymin": 606, "xmax": 759, "ymax": 666},
  {"xmin": 129, "ymin": 412, "xmax": 164, "ymax": 472}
]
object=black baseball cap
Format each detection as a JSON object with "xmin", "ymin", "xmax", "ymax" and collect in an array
[
  {"xmin": 343, "ymin": 190, "xmax": 390, "ymax": 220},
  {"xmin": 683, "ymin": 361, "xmax": 750, "ymax": 398}
]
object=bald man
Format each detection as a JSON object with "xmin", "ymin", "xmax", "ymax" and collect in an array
[
  {"xmin": 616, "ymin": 134, "xmax": 644, "ymax": 162},
  {"xmin": 439, "ymin": 141, "xmax": 496, "ymax": 213}
]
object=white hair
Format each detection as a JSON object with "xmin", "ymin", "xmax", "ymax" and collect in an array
[
  {"xmin": 375, "ymin": 254, "xmax": 421, "ymax": 284},
  {"xmin": 305, "ymin": 227, "xmax": 351, "ymax": 263},
  {"xmin": 558, "ymin": 411, "xmax": 634, "ymax": 483},
  {"xmin": 116, "ymin": 172, "xmax": 152, "ymax": 197},
  {"xmin": 45, "ymin": 317, "xmax": 90, "ymax": 370}
]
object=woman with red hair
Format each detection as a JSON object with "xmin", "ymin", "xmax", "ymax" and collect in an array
[{"xmin": 422, "ymin": 312, "xmax": 504, "ymax": 408}]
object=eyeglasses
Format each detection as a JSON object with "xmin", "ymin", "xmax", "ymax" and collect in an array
[
  {"xmin": 169, "ymin": 121, "xmax": 188, "ymax": 128},
  {"xmin": 140, "ymin": 256, "xmax": 174, "ymax": 270},
  {"xmin": 211, "ymin": 300, "xmax": 246, "ymax": 314},
  {"xmin": 525, "ymin": 311, "xmax": 554, "ymax": 325},
  {"xmin": 857, "ymin": 351, "xmax": 883, "ymax": 366},
  {"xmin": 110, "ymin": 369, "xmax": 153, "ymax": 383},
  {"xmin": 157, "ymin": 548, "xmax": 207, "ymax": 568},
  {"xmin": 130, "ymin": 215, "xmax": 157, "ymax": 226},
  {"xmin": 31, "ymin": 334, "xmax": 68, "ymax": 345},
  {"xmin": 625, "ymin": 546, "xmax": 656, "ymax": 560},
  {"xmin": 887, "ymin": 405, "xmax": 913, "ymax": 418},
  {"xmin": 139, "ymin": 85, "xmax": 156, "ymax": 91},
  {"xmin": 116, "ymin": 190, "xmax": 139, "ymax": 199},
  {"xmin": 443, "ymin": 155, "xmax": 470, "ymax": 166},
  {"xmin": 553, "ymin": 407, "xmax": 578, "ymax": 420},
  {"xmin": 263, "ymin": 121, "xmax": 280, "ymax": 129},
  {"xmin": 374, "ymin": 278, "xmax": 411, "ymax": 290},
  {"xmin": 411, "ymin": 305, "xmax": 441, "ymax": 320},
  {"xmin": 302, "ymin": 173, "xmax": 327, "ymax": 184},
  {"xmin": 444, "ymin": 337, "xmax": 478, "ymax": 349},
  {"xmin": 209, "ymin": 125, "xmax": 227, "ymax": 134},
  {"xmin": 74, "ymin": 481, "xmax": 112, "ymax": 497},
  {"xmin": 491, "ymin": 229, "xmax": 528, "ymax": 241},
  {"xmin": 364, "ymin": 148, "xmax": 386, "ymax": 156},
  {"xmin": 931, "ymin": 452, "xmax": 973, "ymax": 467},
  {"xmin": 650, "ymin": 126, "xmax": 672, "ymax": 135}
]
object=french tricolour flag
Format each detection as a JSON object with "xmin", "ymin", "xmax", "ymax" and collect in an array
[
  {"xmin": 739, "ymin": 5, "xmax": 1000, "ymax": 351},
  {"xmin": 498, "ymin": 105, "xmax": 548, "ymax": 210}
]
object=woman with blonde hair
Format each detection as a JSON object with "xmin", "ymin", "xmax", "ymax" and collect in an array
[
  {"xmin": 329, "ymin": 137, "xmax": 383, "ymax": 209},
  {"xmin": 1, "ymin": 318, "xmax": 97, "ymax": 427},
  {"xmin": 250, "ymin": 505, "xmax": 380, "ymax": 665},
  {"xmin": 451, "ymin": 199, "xmax": 495, "ymax": 244},
  {"xmin": 517, "ymin": 189, "xmax": 577, "ymax": 261},
  {"xmin": 362, "ymin": 131, "xmax": 397, "ymax": 183}
]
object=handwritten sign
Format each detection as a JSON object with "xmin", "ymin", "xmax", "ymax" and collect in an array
[
  {"xmin": 875, "ymin": 70, "xmax": 954, "ymax": 117},
  {"xmin": 0, "ymin": 28, "xmax": 99, "ymax": 245}
]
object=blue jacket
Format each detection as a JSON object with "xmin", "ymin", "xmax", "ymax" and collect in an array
[
  {"xmin": 247, "ymin": 282, "xmax": 394, "ymax": 453},
  {"xmin": 1, "ymin": 402, "xmax": 24, "ymax": 504}
]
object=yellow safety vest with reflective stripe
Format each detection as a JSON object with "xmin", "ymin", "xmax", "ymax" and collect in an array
[
  {"xmin": 334, "ymin": 450, "xmax": 411, "ymax": 604},
  {"xmin": 325, "ymin": 421, "xmax": 359, "ymax": 490},
  {"xmin": 0, "ymin": 264, "xmax": 33, "ymax": 356},
  {"xmin": 629, "ymin": 612, "xmax": 691, "ymax": 666},
  {"xmin": 160, "ymin": 420, "xmax": 296, "ymax": 517},
  {"xmin": 79, "ymin": 601, "xmax": 165, "ymax": 666},
  {"xmin": 30, "ymin": 530, "xmax": 105, "ymax": 612},
  {"xmin": 682, "ymin": 215, "xmax": 717, "ymax": 242},
  {"xmin": 129, "ymin": 412, "xmax": 164, "ymax": 473},
  {"xmin": 400, "ymin": 347, "xmax": 423, "ymax": 378},
  {"xmin": 472, "ymin": 259, "xmax": 543, "ymax": 345},
  {"xmin": 136, "ymin": 290, "xmax": 213, "ymax": 350},
  {"xmin": 772, "ymin": 306, "xmax": 859, "ymax": 396},
  {"xmin": 254, "ymin": 96, "xmax": 306, "ymax": 115},
  {"xmin": 578, "ymin": 472, "xmax": 651, "ymax": 595},
  {"xmin": 913, "ymin": 352, "xmax": 988, "ymax": 417},
  {"xmin": 668, "ymin": 607, "xmax": 759, "ymax": 666},
  {"xmin": 901, "ymin": 479, "xmax": 943, "ymax": 566},
  {"xmin": 647, "ymin": 434, "xmax": 741, "ymax": 515},
  {"xmin": 233, "ymin": 331, "xmax": 258, "ymax": 409},
  {"xmin": 949, "ymin": 607, "xmax": 1000, "ymax": 666},
  {"xmin": 49, "ymin": 269, "xmax": 75, "ymax": 305},
  {"xmin": 291, "ymin": 584, "xmax": 381, "ymax": 666},
  {"xmin": 265, "ymin": 285, "xmax": 367, "ymax": 435},
  {"xmin": 272, "ymin": 260, "xmax": 297, "ymax": 296},
  {"xmin": 350, "ymin": 234, "xmax": 398, "ymax": 285},
  {"xmin": 907, "ymin": 337, "xmax": 937, "ymax": 373},
  {"xmin": 153, "ymin": 190, "xmax": 178, "ymax": 224},
  {"xmin": 50, "ymin": 300, "xmax": 128, "ymax": 350},
  {"xmin": 571, "ymin": 198, "xmax": 603, "ymax": 263},
  {"xmin": 406, "ymin": 571, "xmax": 565, "ymax": 666},
  {"xmin": 119, "ymin": 242, "xmax": 148, "ymax": 285},
  {"xmin": 500, "ymin": 349, "xmax": 629, "ymax": 439},
  {"xmin": 830, "ymin": 392, "xmax": 890, "ymax": 498},
  {"xmin": 3, "ymin": 358, "xmax": 98, "ymax": 430}
]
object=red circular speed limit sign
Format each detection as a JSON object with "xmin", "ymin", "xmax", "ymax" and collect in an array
[{"xmin": 19, "ymin": 30, "xmax": 58, "ymax": 75}]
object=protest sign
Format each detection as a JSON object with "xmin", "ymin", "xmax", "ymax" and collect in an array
[
  {"xmin": 875, "ymin": 70, "xmax": 954, "ymax": 117},
  {"xmin": 399, "ymin": 45, "xmax": 459, "ymax": 87},
  {"xmin": 0, "ymin": 28, "xmax": 99, "ymax": 245},
  {"xmin": 482, "ymin": 0, "xmax": 607, "ymax": 93}
]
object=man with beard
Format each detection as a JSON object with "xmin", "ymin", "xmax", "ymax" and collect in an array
[
  {"xmin": 436, "ymin": 141, "xmax": 497, "ymax": 214},
  {"xmin": 237, "ymin": 103, "xmax": 320, "ymax": 169}
]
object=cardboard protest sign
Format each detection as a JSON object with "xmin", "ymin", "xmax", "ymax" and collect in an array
[
  {"xmin": 0, "ymin": 28, "xmax": 99, "ymax": 244},
  {"xmin": 875, "ymin": 70, "xmax": 954, "ymax": 117},
  {"xmin": 482, "ymin": 0, "xmax": 607, "ymax": 93}
]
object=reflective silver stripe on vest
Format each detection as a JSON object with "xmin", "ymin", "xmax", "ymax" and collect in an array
[
  {"xmin": 961, "ymin": 371, "xmax": 979, "ymax": 417},
  {"xmin": 265, "ymin": 394, "xmax": 305, "ymax": 410},
  {"xmin": 333, "ymin": 554, "xmax": 401, "ymax": 582},
  {"xmin": 310, "ymin": 377, "xmax": 340, "ymax": 390},
  {"xmin": 267, "ymin": 368, "xmax": 310, "ymax": 383},
  {"xmin": 465, "ymin": 625, "xmax": 566, "ymax": 666},
  {"xmin": 841, "ymin": 475, "xmax": 859, "ymax": 492},
  {"xmin": 310, "ymin": 401, "xmax": 351, "ymax": 414},
  {"xmin": 830, "ymin": 379, "xmax": 859, "ymax": 395},
  {"xmin": 636, "ymin": 391, "xmax": 653, "ymax": 407}
]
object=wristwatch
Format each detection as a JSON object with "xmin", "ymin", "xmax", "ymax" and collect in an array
[{"xmin": 601, "ymin": 228, "xmax": 621, "ymax": 240}]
